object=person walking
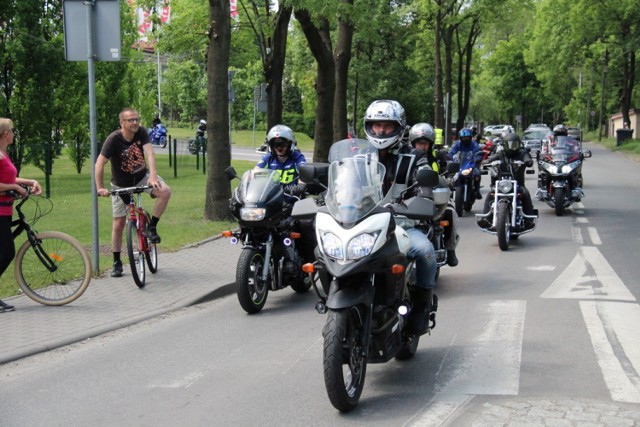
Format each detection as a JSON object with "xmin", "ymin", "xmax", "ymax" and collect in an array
[
  {"xmin": 95, "ymin": 108, "xmax": 172, "ymax": 277},
  {"xmin": 0, "ymin": 118, "xmax": 43, "ymax": 311}
]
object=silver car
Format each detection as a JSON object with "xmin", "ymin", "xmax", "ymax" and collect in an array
[{"xmin": 522, "ymin": 128, "xmax": 551, "ymax": 154}]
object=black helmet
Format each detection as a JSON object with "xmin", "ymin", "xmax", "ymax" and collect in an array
[
  {"xmin": 553, "ymin": 124, "xmax": 568, "ymax": 136},
  {"xmin": 502, "ymin": 132, "xmax": 521, "ymax": 155}
]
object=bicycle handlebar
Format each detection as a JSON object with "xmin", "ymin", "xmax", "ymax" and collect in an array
[{"xmin": 108, "ymin": 185, "xmax": 153, "ymax": 196}]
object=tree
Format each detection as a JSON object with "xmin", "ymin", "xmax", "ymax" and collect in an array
[{"xmin": 204, "ymin": 0, "xmax": 233, "ymax": 221}]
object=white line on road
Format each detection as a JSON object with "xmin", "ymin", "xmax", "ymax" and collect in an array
[
  {"xmin": 588, "ymin": 227, "xmax": 602, "ymax": 245},
  {"xmin": 572, "ymin": 227, "xmax": 583, "ymax": 244},
  {"xmin": 575, "ymin": 217, "xmax": 588, "ymax": 223},
  {"xmin": 410, "ymin": 300, "xmax": 526, "ymax": 426},
  {"xmin": 581, "ymin": 301, "xmax": 640, "ymax": 403}
]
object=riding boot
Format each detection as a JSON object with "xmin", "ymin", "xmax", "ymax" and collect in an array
[
  {"xmin": 446, "ymin": 250, "xmax": 459, "ymax": 267},
  {"xmin": 408, "ymin": 288, "xmax": 437, "ymax": 335}
]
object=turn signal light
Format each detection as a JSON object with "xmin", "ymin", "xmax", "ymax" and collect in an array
[
  {"xmin": 290, "ymin": 232, "xmax": 301, "ymax": 239},
  {"xmin": 391, "ymin": 264, "xmax": 405, "ymax": 275},
  {"xmin": 439, "ymin": 220, "xmax": 450, "ymax": 227},
  {"xmin": 302, "ymin": 263, "xmax": 316, "ymax": 273},
  {"xmin": 221, "ymin": 230, "xmax": 233, "ymax": 237}
]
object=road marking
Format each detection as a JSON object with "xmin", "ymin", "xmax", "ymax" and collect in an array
[
  {"xmin": 526, "ymin": 265, "xmax": 556, "ymax": 271},
  {"xmin": 588, "ymin": 227, "xmax": 602, "ymax": 245},
  {"xmin": 575, "ymin": 217, "xmax": 588, "ymax": 223},
  {"xmin": 410, "ymin": 300, "xmax": 525, "ymax": 426},
  {"xmin": 540, "ymin": 247, "xmax": 635, "ymax": 301},
  {"xmin": 572, "ymin": 227, "xmax": 583, "ymax": 244},
  {"xmin": 581, "ymin": 301, "xmax": 640, "ymax": 403}
]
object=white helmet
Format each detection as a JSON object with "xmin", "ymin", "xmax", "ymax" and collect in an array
[
  {"xmin": 266, "ymin": 124, "xmax": 297, "ymax": 156},
  {"xmin": 200, "ymin": 119, "xmax": 206, "ymax": 125},
  {"xmin": 409, "ymin": 123, "xmax": 436, "ymax": 148},
  {"xmin": 364, "ymin": 100, "xmax": 406, "ymax": 150}
]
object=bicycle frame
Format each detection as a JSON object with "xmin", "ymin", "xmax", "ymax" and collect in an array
[
  {"xmin": 11, "ymin": 197, "xmax": 59, "ymax": 273},
  {"xmin": 125, "ymin": 192, "xmax": 150, "ymax": 255}
]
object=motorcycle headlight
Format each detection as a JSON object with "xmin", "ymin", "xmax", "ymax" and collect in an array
[
  {"xmin": 561, "ymin": 162, "xmax": 580, "ymax": 174},
  {"xmin": 541, "ymin": 162, "xmax": 558, "ymax": 174},
  {"xmin": 347, "ymin": 232, "xmax": 379, "ymax": 260},
  {"xmin": 321, "ymin": 232, "xmax": 344, "ymax": 259},
  {"xmin": 497, "ymin": 180, "xmax": 514, "ymax": 194},
  {"xmin": 240, "ymin": 207, "xmax": 266, "ymax": 221}
]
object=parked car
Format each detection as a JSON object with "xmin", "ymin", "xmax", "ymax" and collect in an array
[
  {"xmin": 522, "ymin": 128, "xmax": 551, "ymax": 154},
  {"xmin": 526, "ymin": 123, "xmax": 550, "ymax": 131},
  {"xmin": 567, "ymin": 127, "xmax": 582, "ymax": 142},
  {"xmin": 484, "ymin": 124, "xmax": 514, "ymax": 137}
]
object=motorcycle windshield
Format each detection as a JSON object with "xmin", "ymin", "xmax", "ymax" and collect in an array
[
  {"xmin": 545, "ymin": 136, "xmax": 581, "ymax": 162},
  {"xmin": 237, "ymin": 169, "xmax": 283, "ymax": 204},
  {"xmin": 325, "ymin": 156, "xmax": 385, "ymax": 224},
  {"xmin": 328, "ymin": 138, "xmax": 379, "ymax": 163}
]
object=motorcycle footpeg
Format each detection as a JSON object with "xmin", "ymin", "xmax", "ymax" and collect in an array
[{"xmin": 429, "ymin": 312, "xmax": 437, "ymax": 330}]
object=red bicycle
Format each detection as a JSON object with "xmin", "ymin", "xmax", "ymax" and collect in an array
[{"xmin": 109, "ymin": 186, "xmax": 158, "ymax": 288}]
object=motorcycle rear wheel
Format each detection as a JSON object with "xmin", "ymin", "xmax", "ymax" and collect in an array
[
  {"xmin": 323, "ymin": 307, "xmax": 367, "ymax": 412},
  {"xmin": 236, "ymin": 248, "xmax": 270, "ymax": 314},
  {"xmin": 395, "ymin": 334, "xmax": 420, "ymax": 360},
  {"xmin": 497, "ymin": 202, "xmax": 511, "ymax": 251},
  {"xmin": 554, "ymin": 188, "xmax": 566, "ymax": 216}
]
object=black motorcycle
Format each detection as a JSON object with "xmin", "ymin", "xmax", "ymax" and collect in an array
[
  {"xmin": 476, "ymin": 159, "xmax": 538, "ymax": 251},
  {"xmin": 223, "ymin": 167, "xmax": 311, "ymax": 314},
  {"xmin": 292, "ymin": 139, "xmax": 441, "ymax": 412},
  {"xmin": 188, "ymin": 125, "xmax": 207, "ymax": 155},
  {"xmin": 536, "ymin": 137, "xmax": 592, "ymax": 216}
]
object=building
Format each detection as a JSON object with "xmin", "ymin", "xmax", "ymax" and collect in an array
[{"xmin": 609, "ymin": 109, "xmax": 637, "ymax": 139}]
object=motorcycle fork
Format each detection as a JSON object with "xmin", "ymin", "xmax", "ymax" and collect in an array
[{"xmin": 260, "ymin": 234, "xmax": 274, "ymax": 283}]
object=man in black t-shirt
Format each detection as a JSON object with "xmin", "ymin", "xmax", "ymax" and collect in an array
[{"xmin": 95, "ymin": 108, "xmax": 172, "ymax": 277}]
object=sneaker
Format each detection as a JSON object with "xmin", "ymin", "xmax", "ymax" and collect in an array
[
  {"xmin": 111, "ymin": 260, "xmax": 123, "ymax": 278},
  {"xmin": 0, "ymin": 299, "xmax": 15, "ymax": 313},
  {"xmin": 145, "ymin": 225, "xmax": 161, "ymax": 244}
]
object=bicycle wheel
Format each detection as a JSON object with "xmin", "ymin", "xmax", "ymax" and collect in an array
[
  {"xmin": 14, "ymin": 231, "xmax": 92, "ymax": 306},
  {"xmin": 126, "ymin": 220, "xmax": 146, "ymax": 288},
  {"xmin": 146, "ymin": 241, "xmax": 158, "ymax": 274}
]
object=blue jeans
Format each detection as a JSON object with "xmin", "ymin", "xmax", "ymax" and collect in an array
[{"xmin": 406, "ymin": 227, "xmax": 437, "ymax": 289}]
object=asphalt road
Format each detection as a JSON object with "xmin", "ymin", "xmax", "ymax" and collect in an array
[{"xmin": 1, "ymin": 141, "xmax": 639, "ymax": 426}]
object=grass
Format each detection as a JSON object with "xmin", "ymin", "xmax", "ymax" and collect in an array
[
  {"xmin": 168, "ymin": 128, "xmax": 316, "ymax": 152},
  {"xmin": 0, "ymin": 136, "xmax": 262, "ymax": 298}
]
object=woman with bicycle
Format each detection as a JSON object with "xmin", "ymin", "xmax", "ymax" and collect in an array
[
  {"xmin": 0, "ymin": 118, "xmax": 43, "ymax": 312},
  {"xmin": 95, "ymin": 108, "xmax": 171, "ymax": 278}
]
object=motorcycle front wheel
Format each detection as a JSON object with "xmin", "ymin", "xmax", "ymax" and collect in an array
[
  {"xmin": 554, "ymin": 188, "xmax": 566, "ymax": 216},
  {"xmin": 497, "ymin": 202, "xmax": 511, "ymax": 251},
  {"xmin": 160, "ymin": 136, "xmax": 167, "ymax": 148},
  {"xmin": 323, "ymin": 307, "xmax": 368, "ymax": 412},
  {"xmin": 454, "ymin": 188, "xmax": 464, "ymax": 217},
  {"xmin": 236, "ymin": 248, "xmax": 270, "ymax": 314}
]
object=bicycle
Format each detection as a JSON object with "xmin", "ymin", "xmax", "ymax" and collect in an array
[
  {"xmin": 109, "ymin": 185, "xmax": 158, "ymax": 288},
  {"xmin": 6, "ymin": 188, "xmax": 92, "ymax": 306}
]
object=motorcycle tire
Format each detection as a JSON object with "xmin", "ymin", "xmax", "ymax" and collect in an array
[
  {"xmin": 454, "ymin": 188, "xmax": 464, "ymax": 217},
  {"xmin": 160, "ymin": 136, "xmax": 167, "ymax": 148},
  {"xmin": 497, "ymin": 202, "xmax": 511, "ymax": 251},
  {"xmin": 323, "ymin": 307, "xmax": 367, "ymax": 412},
  {"xmin": 554, "ymin": 188, "xmax": 566, "ymax": 216},
  {"xmin": 464, "ymin": 183, "xmax": 474, "ymax": 212},
  {"xmin": 236, "ymin": 248, "xmax": 270, "ymax": 314}
]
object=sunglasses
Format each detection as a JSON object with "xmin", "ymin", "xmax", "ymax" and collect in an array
[{"xmin": 125, "ymin": 117, "xmax": 141, "ymax": 123}]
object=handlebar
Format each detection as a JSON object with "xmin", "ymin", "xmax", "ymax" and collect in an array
[{"xmin": 109, "ymin": 185, "xmax": 152, "ymax": 196}]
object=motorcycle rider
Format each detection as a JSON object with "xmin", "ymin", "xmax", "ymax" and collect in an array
[
  {"xmin": 539, "ymin": 124, "xmax": 583, "ymax": 191},
  {"xmin": 408, "ymin": 122, "xmax": 459, "ymax": 267},
  {"xmin": 256, "ymin": 124, "xmax": 307, "ymax": 191},
  {"xmin": 364, "ymin": 100, "xmax": 437, "ymax": 335},
  {"xmin": 449, "ymin": 128, "xmax": 483, "ymax": 200},
  {"xmin": 479, "ymin": 132, "xmax": 535, "ymax": 229}
]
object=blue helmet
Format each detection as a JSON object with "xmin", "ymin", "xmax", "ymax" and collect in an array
[{"xmin": 459, "ymin": 128, "xmax": 473, "ymax": 144}]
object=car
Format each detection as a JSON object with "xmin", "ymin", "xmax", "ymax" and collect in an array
[
  {"xmin": 566, "ymin": 127, "xmax": 582, "ymax": 142},
  {"xmin": 522, "ymin": 128, "xmax": 551, "ymax": 154},
  {"xmin": 484, "ymin": 124, "xmax": 514, "ymax": 137},
  {"xmin": 526, "ymin": 123, "xmax": 549, "ymax": 131}
]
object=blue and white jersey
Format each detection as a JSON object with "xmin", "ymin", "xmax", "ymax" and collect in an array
[
  {"xmin": 256, "ymin": 150, "xmax": 307, "ymax": 185},
  {"xmin": 449, "ymin": 140, "xmax": 481, "ymax": 170}
]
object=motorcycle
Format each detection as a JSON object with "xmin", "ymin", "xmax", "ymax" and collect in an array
[
  {"xmin": 535, "ymin": 137, "xmax": 592, "ymax": 216},
  {"xmin": 188, "ymin": 124, "xmax": 207, "ymax": 155},
  {"xmin": 291, "ymin": 138, "xmax": 441, "ymax": 412},
  {"xmin": 222, "ymin": 166, "xmax": 311, "ymax": 314},
  {"xmin": 449, "ymin": 152, "xmax": 483, "ymax": 217},
  {"xmin": 476, "ymin": 159, "xmax": 538, "ymax": 251},
  {"xmin": 148, "ymin": 123, "xmax": 167, "ymax": 148}
]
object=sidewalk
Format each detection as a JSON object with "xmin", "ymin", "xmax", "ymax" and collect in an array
[{"xmin": 0, "ymin": 236, "xmax": 241, "ymax": 365}]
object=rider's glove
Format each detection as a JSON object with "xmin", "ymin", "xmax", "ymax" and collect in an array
[{"xmin": 285, "ymin": 183, "xmax": 306, "ymax": 197}]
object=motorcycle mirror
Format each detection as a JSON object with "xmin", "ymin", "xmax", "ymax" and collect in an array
[
  {"xmin": 583, "ymin": 150, "xmax": 592, "ymax": 159},
  {"xmin": 415, "ymin": 167, "xmax": 440, "ymax": 187},
  {"xmin": 446, "ymin": 161, "xmax": 460, "ymax": 174},
  {"xmin": 299, "ymin": 163, "xmax": 329, "ymax": 188},
  {"xmin": 224, "ymin": 166, "xmax": 238, "ymax": 181}
]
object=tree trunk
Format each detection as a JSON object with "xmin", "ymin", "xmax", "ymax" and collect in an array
[
  {"xmin": 333, "ymin": 0, "xmax": 354, "ymax": 142},
  {"xmin": 295, "ymin": 9, "xmax": 335, "ymax": 163},
  {"xmin": 204, "ymin": 0, "xmax": 233, "ymax": 221},
  {"xmin": 434, "ymin": 7, "xmax": 444, "ymax": 129},
  {"xmin": 265, "ymin": 6, "xmax": 292, "ymax": 129}
]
